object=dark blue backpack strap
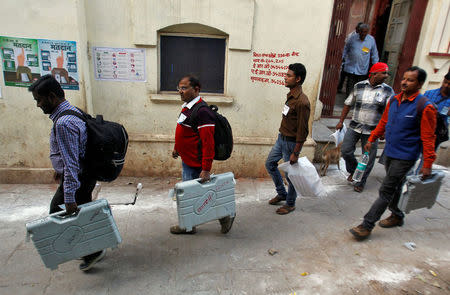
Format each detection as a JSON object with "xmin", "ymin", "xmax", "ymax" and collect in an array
[
  {"xmin": 416, "ymin": 95, "xmax": 436, "ymax": 121},
  {"xmin": 53, "ymin": 110, "xmax": 86, "ymax": 136},
  {"xmin": 188, "ymin": 101, "xmax": 209, "ymax": 132}
]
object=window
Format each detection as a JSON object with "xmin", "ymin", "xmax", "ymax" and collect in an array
[{"xmin": 160, "ymin": 35, "xmax": 226, "ymax": 93}]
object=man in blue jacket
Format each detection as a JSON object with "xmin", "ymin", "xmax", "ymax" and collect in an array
[{"xmin": 349, "ymin": 66, "xmax": 437, "ymax": 240}]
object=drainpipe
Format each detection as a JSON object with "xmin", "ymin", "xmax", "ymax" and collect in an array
[{"xmin": 75, "ymin": 0, "xmax": 94, "ymax": 114}]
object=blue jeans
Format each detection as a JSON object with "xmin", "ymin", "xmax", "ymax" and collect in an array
[
  {"xmin": 265, "ymin": 134, "xmax": 297, "ymax": 206},
  {"xmin": 182, "ymin": 162, "xmax": 202, "ymax": 181},
  {"xmin": 341, "ymin": 128, "xmax": 378, "ymax": 187}
]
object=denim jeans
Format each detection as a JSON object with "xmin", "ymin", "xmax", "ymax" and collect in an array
[
  {"xmin": 182, "ymin": 161, "xmax": 202, "ymax": 181},
  {"xmin": 362, "ymin": 156, "xmax": 415, "ymax": 230},
  {"xmin": 265, "ymin": 134, "xmax": 297, "ymax": 206},
  {"xmin": 341, "ymin": 128, "xmax": 378, "ymax": 187}
]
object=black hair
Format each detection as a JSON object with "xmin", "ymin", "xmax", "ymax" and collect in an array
[
  {"xmin": 356, "ymin": 22, "xmax": 364, "ymax": 30},
  {"xmin": 179, "ymin": 75, "xmax": 201, "ymax": 90},
  {"xmin": 28, "ymin": 74, "xmax": 65, "ymax": 98},
  {"xmin": 359, "ymin": 23, "xmax": 369, "ymax": 31},
  {"xmin": 406, "ymin": 66, "xmax": 427, "ymax": 84},
  {"xmin": 288, "ymin": 63, "xmax": 307, "ymax": 85},
  {"xmin": 445, "ymin": 71, "xmax": 450, "ymax": 80}
]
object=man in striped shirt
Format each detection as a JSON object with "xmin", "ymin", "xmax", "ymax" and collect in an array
[
  {"xmin": 336, "ymin": 62, "xmax": 394, "ymax": 193},
  {"xmin": 170, "ymin": 75, "xmax": 233, "ymax": 234},
  {"xmin": 30, "ymin": 74, "xmax": 105, "ymax": 271}
]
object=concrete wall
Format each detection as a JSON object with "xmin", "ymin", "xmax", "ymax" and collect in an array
[
  {"xmin": 0, "ymin": 0, "xmax": 91, "ymax": 182},
  {"xmin": 414, "ymin": 0, "xmax": 450, "ymax": 91},
  {"xmin": 0, "ymin": 0, "xmax": 334, "ymax": 181}
]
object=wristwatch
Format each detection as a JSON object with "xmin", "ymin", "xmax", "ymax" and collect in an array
[{"xmin": 293, "ymin": 151, "xmax": 300, "ymax": 156}]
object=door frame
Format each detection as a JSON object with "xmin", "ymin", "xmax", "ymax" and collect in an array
[{"xmin": 391, "ymin": 0, "xmax": 428, "ymax": 92}]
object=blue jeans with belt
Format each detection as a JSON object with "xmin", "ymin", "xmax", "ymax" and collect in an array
[{"xmin": 265, "ymin": 134, "xmax": 297, "ymax": 206}]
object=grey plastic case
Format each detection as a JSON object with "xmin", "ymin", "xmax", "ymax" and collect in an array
[
  {"xmin": 173, "ymin": 172, "xmax": 236, "ymax": 231},
  {"xmin": 398, "ymin": 171, "xmax": 445, "ymax": 214},
  {"xmin": 25, "ymin": 199, "xmax": 121, "ymax": 270}
]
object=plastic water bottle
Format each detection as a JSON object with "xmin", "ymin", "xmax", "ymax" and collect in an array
[{"xmin": 353, "ymin": 152, "xmax": 370, "ymax": 182}]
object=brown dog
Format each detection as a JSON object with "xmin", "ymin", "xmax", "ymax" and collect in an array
[{"xmin": 319, "ymin": 142, "xmax": 342, "ymax": 176}]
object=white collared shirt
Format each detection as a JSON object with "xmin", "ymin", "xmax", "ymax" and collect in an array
[{"xmin": 182, "ymin": 96, "xmax": 201, "ymax": 109}]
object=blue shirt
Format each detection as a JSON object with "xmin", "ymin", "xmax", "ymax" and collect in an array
[
  {"xmin": 424, "ymin": 87, "xmax": 449, "ymax": 126},
  {"xmin": 342, "ymin": 33, "xmax": 379, "ymax": 75},
  {"xmin": 49, "ymin": 101, "xmax": 87, "ymax": 204}
]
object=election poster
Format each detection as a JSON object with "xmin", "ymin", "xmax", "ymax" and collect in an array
[
  {"xmin": 93, "ymin": 47, "xmax": 146, "ymax": 82},
  {"xmin": 38, "ymin": 39, "xmax": 79, "ymax": 90},
  {"xmin": 0, "ymin": 36, "xmax": 79, "ymax": 89},
  {"xmin": 0, "ymin": 36, "xmax": 40, "ymax": 87}
]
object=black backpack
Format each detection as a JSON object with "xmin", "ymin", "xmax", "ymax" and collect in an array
[
  {"xmin": 190, "ymin": 101, "xmax": 233, "ymax": 161},
  {"xmin": 54, "ymin": 109, "xmax": 128, "ymax": 182},
  {"xmin": 417, "ymin": 96, "xmax": 449, "ymax": 147}
]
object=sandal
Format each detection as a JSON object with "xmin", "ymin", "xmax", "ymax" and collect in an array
[
  {"xmin": 347, "ymin": 173, "xmax": 354, "ymax": 182},
  {"xmin": 276, "ymin": 205, "xmax": 295, "ymax": 215},
  {"xmin": 354, "ymin": 186, "xmax": 364, "ymax": 193},
  {"xmin": 268, "ymin": 195, "xmax": 286, "ymax": 205}
]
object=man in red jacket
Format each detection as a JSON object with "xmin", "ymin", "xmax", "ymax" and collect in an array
[
  {"xmin": 170, "ymin": 75, "xmax": 233, "ymax": 234},
  {"xmin": 349, "ymin": 66, "xmax": 437, "ymax": 240}
]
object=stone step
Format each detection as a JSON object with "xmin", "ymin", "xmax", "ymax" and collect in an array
[{"xmin": 312, "ymin": 118, "xmax": 385, "ymax": 145}]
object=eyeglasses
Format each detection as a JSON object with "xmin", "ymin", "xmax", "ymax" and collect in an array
[{"xmin": 177, "ymin": 86, "xmax": 191, "ymax": 91}]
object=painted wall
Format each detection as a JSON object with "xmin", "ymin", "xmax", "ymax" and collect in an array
[
  {"xmin": 0, "ymin": 0, "xmax": 91, "ymax": 178},
  {"xmin": 0, "ymin": 0, "xmax": 334, "ymax": 181},
  {"xmin": 414, "ymin": 0, "xmax": 449, "ymax": 91}
]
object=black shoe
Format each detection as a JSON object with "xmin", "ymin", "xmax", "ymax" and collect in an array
[
  {"xmin": 219, "ymin": 216, "xmax": 235, "ymax": 234},
  {"xmin": 79, "ymin": 249, "xmax": 106, "ymax": 271},
  {"xmin": 170, "ymin": 225, "xmax": 197, "ymax": 234}
]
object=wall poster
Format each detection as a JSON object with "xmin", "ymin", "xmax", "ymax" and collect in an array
[
  {"xmin": 0, "ymin": 36, "xmax": 79, "ymax": 89},
  {"xmin": 93, "ymin": 47, "xmax": 146, "ymax": 82},
  {"xmin": 0, "ymin": 36, "xmax": 40, "ymax": 87},
  {"xmin": 38, "ymin": 39, "xmax": 79, "ymax": 90}
]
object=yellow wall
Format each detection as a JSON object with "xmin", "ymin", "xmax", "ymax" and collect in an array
[
  {"xmin": 414, "ymin": 0, "xmax": 450, "ymax": 91},
  {"xmin": 0, "ymin": 0, "xmax": 334, "ymax": 180}
]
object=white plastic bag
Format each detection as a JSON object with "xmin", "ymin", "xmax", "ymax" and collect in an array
[
  {"xmin": 330, "ymin": 123, "xmax": 347, "ymax": 147},
  {"xmin": 278, "ymin": 157, "xmax": 327, "ymax": 199}
]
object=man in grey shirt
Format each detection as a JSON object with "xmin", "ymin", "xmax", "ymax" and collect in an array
[{"xmin": 336, "ymin": 62, "xmax": 394, "ymax": 192}]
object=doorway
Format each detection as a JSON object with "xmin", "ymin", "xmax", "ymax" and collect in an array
[{"xmin": 319, "ymin": 0, "xmax": 428, "ymax": 118}]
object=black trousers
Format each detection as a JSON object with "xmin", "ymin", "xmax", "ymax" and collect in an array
[
  {"xmin": 362, "ymin": 157, "xmax": 416, "ymax": 230},
  {"xmin": 49, "ymin": 172, "xmax": 97, "ymax": 214},
  {"xmin": 345, "ymin": 72, "xmax": 367, "ymax": 96}
]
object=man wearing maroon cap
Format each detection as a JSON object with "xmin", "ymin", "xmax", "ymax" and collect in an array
[{"xmin": 336, "ymin": 62, "xmax": 394, "ymax": 192}]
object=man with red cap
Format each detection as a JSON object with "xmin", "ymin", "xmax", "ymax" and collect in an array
[{"xmin": 336, "ymin": 62, "xmax": 393, "ymax": 192}]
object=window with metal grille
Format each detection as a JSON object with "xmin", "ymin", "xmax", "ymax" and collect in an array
[{"xmin": 160, "ymin": 35, "xmax": 226, "ymax": 93}]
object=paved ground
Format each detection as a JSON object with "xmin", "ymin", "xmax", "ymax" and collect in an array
[{"xmin": 1, "ymin": 161, "xmax": 449, "ymax": 295}]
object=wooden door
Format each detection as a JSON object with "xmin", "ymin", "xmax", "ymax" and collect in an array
[
  {"xmin": 319, "ymin": 0, "xmax": 352, "ymax": 117},
  {"xmin": 381, "ymin": 0, "xmax": 412, "ymax": 85}
]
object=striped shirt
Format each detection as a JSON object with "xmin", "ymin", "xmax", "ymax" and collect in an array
[
  {"xmin": 345, "ymin": 80, "xmax": 394, "ymax": 134},
  {"xmin": 49, "ymin": 100, "xmax": 87, "ymax": 204}
]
